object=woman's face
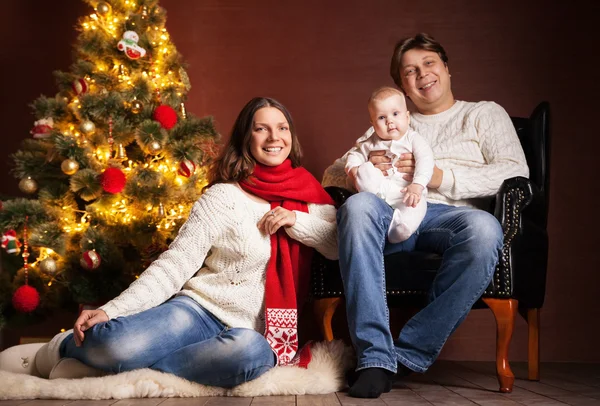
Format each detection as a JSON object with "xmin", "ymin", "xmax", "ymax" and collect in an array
[
  {"xmin": 399, "ymin": 48, "xmax": 454, "ymax": 115},
  {"xmin": 249, "ymin": 107, "xmax": 292, "ymax": 166}
]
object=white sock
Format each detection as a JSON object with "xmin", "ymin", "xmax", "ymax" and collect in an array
[{"xmin": 387, "ymin": 210, "xmax": 417, "ymax": 243}]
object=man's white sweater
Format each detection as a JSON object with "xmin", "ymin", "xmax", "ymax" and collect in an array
[
  {"xmin": 100, "ymin": 183, "xmax": 338, "ymax": 332},
  {"xmin": 323, "ymin": 101, "xmax": 529, "ymax": 209}
]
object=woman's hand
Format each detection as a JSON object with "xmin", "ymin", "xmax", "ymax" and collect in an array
[
  {"xmin": 258, "ymin": 207, "xmax": 296, "ymax": 235},
  {"xmin": 73, "ymin": 309, "xmax": 109, "ymax": 347}
]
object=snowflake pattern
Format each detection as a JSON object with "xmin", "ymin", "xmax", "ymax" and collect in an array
[{"xmin": 266, "ymin": 308, "xmax": 298, "ymax": 365}]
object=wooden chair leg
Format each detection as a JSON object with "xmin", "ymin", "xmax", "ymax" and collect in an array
[
  {"xmin": 527, "ymin": 308, "xmax": 540, "ymax": 381},
  {"xmin": 313, "ymin": 297, "xmax": 342, "ymax": 341},
  {"xmin": 483, "ymin": 298, "xmax": 518, "ymax": 393}
]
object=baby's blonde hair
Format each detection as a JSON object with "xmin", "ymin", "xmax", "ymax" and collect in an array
[{"xmin": 368, "ymin": 86, "xmax": 406, "ymax": 106}]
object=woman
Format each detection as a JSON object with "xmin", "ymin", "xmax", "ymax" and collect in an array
[
  {"xmin": 0, "ymin": 97, "xmax": 337, "ymax": 387},
  {"xmin": 323, "ymin": 33, "xmax": 529, "ymax": 398}
]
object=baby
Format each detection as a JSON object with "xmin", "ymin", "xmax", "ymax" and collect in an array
[{"xmin": 345, "ymin": 87, "xmax": 434, "ymax": 243}]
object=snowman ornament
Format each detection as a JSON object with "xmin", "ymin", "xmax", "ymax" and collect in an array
[{"xmin": 117, "ymin": 31, "xmax": 147, "ymax": 60}]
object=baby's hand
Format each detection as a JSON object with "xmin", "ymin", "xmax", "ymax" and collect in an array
[{"xmin": 401, "ymin": 183, "xmax": 424, "ymax": 208}]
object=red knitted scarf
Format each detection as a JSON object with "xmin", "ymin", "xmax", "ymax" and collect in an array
[{"xmin": 240, "ymin": 159, "xmax": 334, "ymax": 367}]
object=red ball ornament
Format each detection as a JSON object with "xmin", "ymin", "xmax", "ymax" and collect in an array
[
  {"xmin": 80, "ymin": 250, "xmax": 101, "ymax": 270},
  {"xmin": 12, "ymin": 285, "xmax": 40, "ymax": 313},
  {"xmin": 100, "ymin": 167, "xmax": 127, "ymax": 194},
  {"xmin": 72, "ymin": 78, "xmax": 88, "ymax": 95},
  {"xmin": 178, "ymin": 159, "xmax": 196, "ymax": 177},
  {"xmin": 153, "ymin": 105, "xmax": 178, "ymax": 130}
]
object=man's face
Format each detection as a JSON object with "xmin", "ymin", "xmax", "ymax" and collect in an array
[{"xmin": 400, "ymin": 49, "xmax": 453, "ymax": 114}]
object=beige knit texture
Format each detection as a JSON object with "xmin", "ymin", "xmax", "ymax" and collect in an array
[{"xmin": 100, "ymin": 183, "xmax": 338, "ymax": 332}]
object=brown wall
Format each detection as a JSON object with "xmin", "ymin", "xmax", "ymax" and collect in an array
[{"xmin": 1, "ymin": 0, "xmax": 599, "ymax": 361}]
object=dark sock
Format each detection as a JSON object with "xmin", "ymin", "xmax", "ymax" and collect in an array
[
  {"xmin": 348, "ymin": 367, "xmax": 394, "ymax": 398},
  {"xmin": 396, "ymin": 362, "xmax": 413, "ymax": 378}
]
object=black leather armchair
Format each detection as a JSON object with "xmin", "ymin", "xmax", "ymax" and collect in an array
[{"xmin": 311, "ymin": 102, "xmax": 550, "ymax": 393}]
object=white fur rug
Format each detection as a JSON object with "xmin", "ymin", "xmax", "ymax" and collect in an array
[{"xmin": 0, "ymin": 340, "xmax": 352, "ymax": 400}]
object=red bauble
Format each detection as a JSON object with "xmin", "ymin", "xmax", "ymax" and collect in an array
[
  {"xmin": 12, "ymin": 285, "xmax": 40, "ymax": 313},
  {"xmin": 100, "ymin": 167, "xmax": 126, "ymax": 194},
  {"xmin": 153, "ymin": 105, "xmax": 178, "ymax": 130},
  {"xmin": 80, "ymin": 250, "xmax": 101, "ymax": 270},
  {"xmin": 178, "ymin": 159, "xmax": 196, "ymax": 177}
]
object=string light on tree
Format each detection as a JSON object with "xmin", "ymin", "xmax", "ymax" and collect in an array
[{"xmin": 0, "ymin": 0, "xmax": 222, "ymax": 329}]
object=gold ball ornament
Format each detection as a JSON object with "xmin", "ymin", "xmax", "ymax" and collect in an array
[
  {"xmin": 19, "ymin": 178, "xmax": 38, "ymax": 194},
  {"xmin": 130, "ymin": 99, "xmax": 143, "ymax": 114},
  {"xmin": 148, "ymin": 141, "xmax": 162, "ymax": 155},
  {"xmin": 96, "ymin": 1, "xmax": 111, "ymax": 16},
  {"xmin": 80, "ymin": 120, "xmax": 96, "ymax": 135},
  {"xmin": 40, "ymin": 257, "xmax": 58, "ymax": 274},
  {"xmin": 61, "ymin": 159, "xmax": 79, "ymax": 175}
]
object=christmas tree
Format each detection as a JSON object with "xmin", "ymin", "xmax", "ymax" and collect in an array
[{"xmin": 0, "ymin": 0, "xmax": 221, "ymax": 330}]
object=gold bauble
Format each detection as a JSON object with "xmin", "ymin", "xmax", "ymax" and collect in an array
[
  {"xmin": 96, "ymin": 1, "xmax": 111, "ymax": 16},
  {"xmin": 40, "ymin": 257, "xmax": 58, "ymax": 274},
  {"xmin": 19, "ymin": 177, "xmax": 38, "ymax": 194},
  {"xmin": 80, "ymin": 120, "xmax": 96, "ymax": 135},
  {"xmin": 149, "ymin": 141, "xmax": 162, "ymax": 155},
  {"xmin": 61, "ymin": 159, "xmax": 79, "ymax": 175},
  {"xmin": 130, "ymin": 100, "xmax": 143, "ymax": 114}
]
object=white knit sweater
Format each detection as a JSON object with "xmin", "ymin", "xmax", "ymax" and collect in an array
[
  {"xmin": 323, "ymin": 101, "xmax": 529, "ymax": 209},
  {"xmin": 99, "ymin": 182, "xmax": 338, "ymax": 332}
]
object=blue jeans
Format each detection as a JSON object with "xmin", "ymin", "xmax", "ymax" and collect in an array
[
  {"xmin": 337, "ymin": 192, "xmax": 502, "ymax": 374},
  {"xmin": 60, "ymin": 296, "xmax": 276, "ymax": 387}
]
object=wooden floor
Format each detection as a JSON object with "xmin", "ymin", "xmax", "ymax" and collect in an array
[{"xmin": 1, "ymin": 361, "xmax": 599, "ymax": 405}]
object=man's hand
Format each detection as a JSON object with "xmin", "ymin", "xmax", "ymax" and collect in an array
[
  {"xmin": 373, "ymin": 152, "xmax": 443, "ymax": 188},
  {"xmin": 73, "ymin": 309, "xmax": 109, "ymax": 346}
]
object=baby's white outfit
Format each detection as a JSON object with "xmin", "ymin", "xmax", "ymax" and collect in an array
[{"xmin": 345, "ymin": 130, "xmax": 434, "ymax": 243}]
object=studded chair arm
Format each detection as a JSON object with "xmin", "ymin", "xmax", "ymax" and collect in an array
[
  {"xmin": 484, "ymin": 176, "xmax": 534, "ymax": 297},
  {"xmin": 494, "ymin": 176, "xmax": 534, "ymax": 234}
]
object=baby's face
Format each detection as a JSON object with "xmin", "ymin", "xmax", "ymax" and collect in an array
[{"xmin": 368, "ymin": 94, "xmax": 410, "ymax": 141}]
